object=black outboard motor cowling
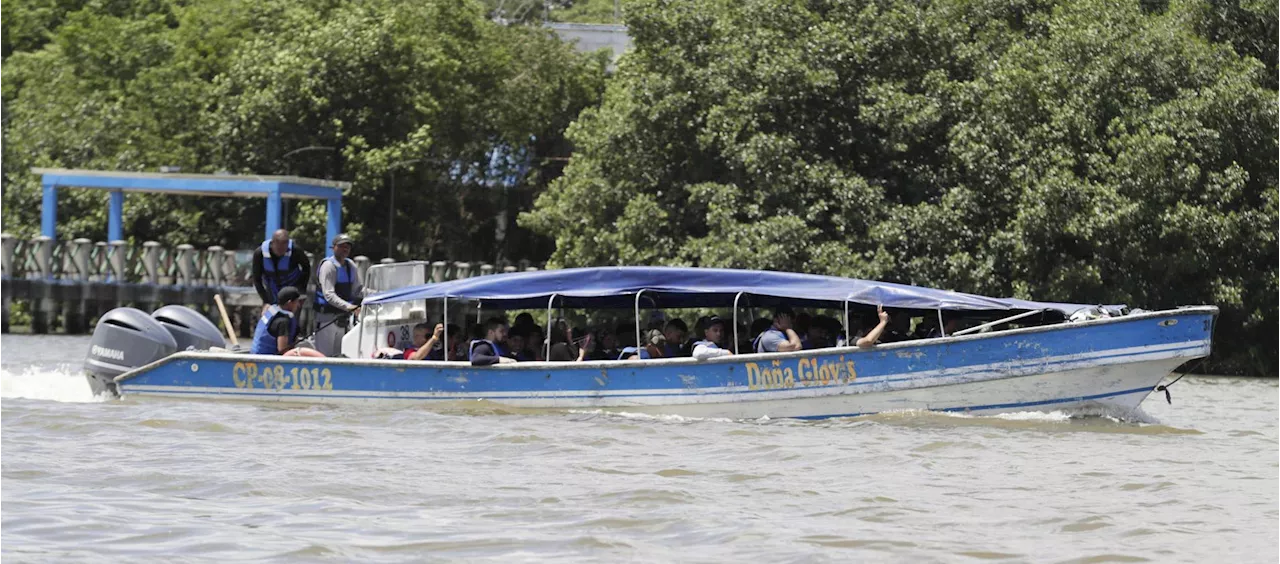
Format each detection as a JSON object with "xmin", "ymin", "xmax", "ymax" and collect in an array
[
  {"xmin": 85, "ymin": 308, "xmax": 177, "ymax": 396},
  {"xmin": 152, "ymin": 305, "xmax": 225, "ymax": 352}
]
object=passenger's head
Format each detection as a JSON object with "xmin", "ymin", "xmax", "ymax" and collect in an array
[
  {"xmin": 484, "ymin": 317, "xmax": 508, "ymax": 343},
  {"xmin": 528, "ymin": 326, "xmax": 544, "ymax": 350},
  {"xmin": 513, "ymin": 312, "xmax": 535, "ymax": 329},
  {"xmin": 549, "ymin": 319, "xmax": 571, "ymax": 345},
  {"xmin": 597, "ymin": 326, "xmax": 617, "ymax": 349},
  {"xmin": 751, "ymin": 317, "xmax": 773, "ymax": 336},
  {"xmin": 663, "ymin": 318, "xmax": 688, "ymax": 345},
  {"xmin": 276, "ymin": 286, "xmax": 302, "ymax": 313},
  {"xmin": 807, "ymin": 319, "xmax": 828, "ymax": 344},
  {"xmin": 615, "ymin": 323, "xmax": 635, "ymax": 348},
  {"xmin": 647, "ymin": 310, "xmax": 667, "ymax": 332},
  {"xmin": 331, "ymin": 234, "xmax": 353, "ymax": 260},
  {"xmin": 772, "ymin": 306, "xmax": 795, "ymax": 330},
  {"xmin": 646, "ymin": 329, "xmax": 666, "ymax": 348},
  {"xmin": 794, "ymin": 312, "xmax": 812, "ymax": 335},
  {"xmin": 887, "ymin": 309, "xmax": 911, "ymax": 332},
  {"xmin": 270, "ymin": 229, "xmax": 291, "ymax": 256},
  {"xmin": 446, "ymin": 324, "xmax": 462, "ymax": 347},
  {"xmin": 507, "ymin": 330, "xmax": 525, "ymax": 354},
  {"xmin": 703, "ymin": 316, "xmax": 727, "ymax": 345},
  {"xmin": 412, "ymin": 322, "xmax": 432, "ymax": 347},
  {"xmin": 942, "ymin": 312, "xmax": 961, "ymax": 334}
]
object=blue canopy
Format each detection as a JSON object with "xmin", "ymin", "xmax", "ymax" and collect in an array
[{"xmin": 365, "ymin": 267, "xmax": 1109, "ymax": 314}]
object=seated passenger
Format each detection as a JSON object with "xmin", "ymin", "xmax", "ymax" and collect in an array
[
  {"xmin": 423, "ymin": 324, "xmax": 464, "ymax": 360},
  {"xmin": 855, "ymin": 306, "xmax": 891, "ymax": 347},
  {"xmin": 794, "ymin": 312, "xmax": 813, "ymax": 348},
  {"xmin": 656, "ymin": 319, "xmax": 684, "ymax": 357},
  {"xmin": 251, "ymin": 287, "xmax": 325, "ymax": 357},
  {"xmin": 692, "ymin": 316, "xmax": 733, "ymax": 360},
  {"xmin": 643, "ymin": 329, "xmax": 667, "ymax": 358},
  {"xmin": 469, "ymin": 317, "xmax": 516, "ymax": 366},
  {"xmin": 754, "ymin": 306, "xmax": 804, "ymax": 353},
  {"xmin": 915, "ymin": 312, "xmax": 962, "ymax": 338},
  {"xmin": 547, "ymin": 319, "xmax": 590, "ymax": 361},
  {"xmin": 398, "ymin": 323, "xmax": 462, "ymax": 361},
  {"xmin": 507, "ymin": 329, "xmax": 535, "ymax": 362},
  {"xmin": 526, "ymin": 326, "xmax": 546, "ymax": 361},
  {"xmin": 588, "ymin": 327, "xmax": 621, "ymax": 361},
  {"xmin": 804, "ymin": 318, "xmax": 830, "ymax": 349},
  {"xmin": 399, "ymin": 323, "xmax": 433, "ymax": 359}
]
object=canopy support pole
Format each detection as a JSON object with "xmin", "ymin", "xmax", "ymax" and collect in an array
[
  {"xmin": 545, "ymin": 293, "xmax": 558, "ymax": 360},
  {"xmin": 844, "ymin": 300, "xmax": 851, "ymax": 348},
  {"xmin": 442, "ymin": 297, "xmax": 450, "ymax": 361},
  {"xmin": 477, "ymin": 301, "xmax": 482, "ymax": 326},
  {"xmin": 633, "ymin": 290, "xmax": 647, "ymax": 350},
  {"xmin": 937, "ymin": 309, "xmax": 946, "ymax": 337},
  {"xmin": 952, "ymin": 309, "xmax": 1046, "ymax": 337},
  {"xmin": 732, "ymin": 291, "xmax": 745, "ymax": 354}
]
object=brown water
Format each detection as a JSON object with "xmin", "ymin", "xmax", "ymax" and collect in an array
[{"xmin": 2, "ymin": 334, "xmax": 1277, "ymax": 562}]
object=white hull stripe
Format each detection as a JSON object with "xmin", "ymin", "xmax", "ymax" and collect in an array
[{"xmin": 788, "ymin": 386, "xmax": 1155, "ymax": 419}]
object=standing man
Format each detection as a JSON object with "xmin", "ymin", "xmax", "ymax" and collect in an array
[
  {"xmin": 313, "ymin": 234, "xmax": 362, "ymax": 357},
  {"xmin": 252, "ymin": 229, "xmax": 311, "ymax": 312}
]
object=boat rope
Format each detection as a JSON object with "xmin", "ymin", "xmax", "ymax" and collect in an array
[
  {"xmin": 1155, "ymin": 315, "xmax": 1217, "ymax": 404},
  {"xmin": 1155, "ymin": 373, "xmax": 1186, "ymax": 404}
]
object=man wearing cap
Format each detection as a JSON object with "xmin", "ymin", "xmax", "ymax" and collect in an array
[
  {"xmin": 251, "ymin": 287, "xmax": 325, "ymax": 357},
  {"xmin": 754, "ymin": 306, "xmax": 804, "ymax": 353},
  {"xmin": 313, "ymin": 234, "xmax": 363, "ymax": 357},
  {"xmin": 252, "ymin": 229, "xmax": 311, "ymax": 313},
  {"xmin": 692, "ymin": 316, "xmax": 734, "ymax": 360}
]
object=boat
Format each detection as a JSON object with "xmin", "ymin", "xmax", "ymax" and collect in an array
[{"xmin": 87, "ymin": 265, "xmax": 1217, "ymax": 419}]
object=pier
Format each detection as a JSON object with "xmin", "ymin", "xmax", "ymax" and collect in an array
[{"xmin": 0, "ymin": 233, "xmax": 541, "ymax": 337}]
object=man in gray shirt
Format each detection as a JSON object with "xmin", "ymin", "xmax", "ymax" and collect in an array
[{"xmin": 312, "ymin": 234, "xmax": 362, "ymax": 357}]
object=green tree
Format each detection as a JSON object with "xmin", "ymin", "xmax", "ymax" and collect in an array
[
  {"xmin": 522, "ymin": 0, "xmax": 1277, "ymax": 374},
  {"xmin": 3, "ymin": 0, "xmax": 608, "ymax": 261}
]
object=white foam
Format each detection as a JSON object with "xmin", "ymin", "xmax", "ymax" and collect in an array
[
  {"xmin": 991, "ymin": 410, "xmax": 1074, "ymax": 422},
  {"xmin": 0, "ymin": 365, "xmax": 108, "ymax": 403},
  {"xmin": 567, "ymin": 409, "xmax": 736, "ymax": 424}
]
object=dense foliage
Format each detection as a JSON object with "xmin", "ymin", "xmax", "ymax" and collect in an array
[
  {"xmin": 2, "ymin": 0, "xmax": 610, "ymax": 260},
  {"xmin": 520, "ymin": 0, "xmax": 1278, "ymax": 375}
]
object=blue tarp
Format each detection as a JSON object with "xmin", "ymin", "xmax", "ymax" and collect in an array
[{"xmin": 366, "ymin": 267, "xmax": 1111, "ymax": 314}]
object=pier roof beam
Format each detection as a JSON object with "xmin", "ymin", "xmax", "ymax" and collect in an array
[{"xmin": 32, "ymin": 168, "xmax": 350, "ymax": 254}]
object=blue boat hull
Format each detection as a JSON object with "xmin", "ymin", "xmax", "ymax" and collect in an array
[{"xmin": 114, "ymin": 308, "xmax": 1216, "ymax": 419}]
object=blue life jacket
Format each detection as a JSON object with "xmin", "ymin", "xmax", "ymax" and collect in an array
[
  {"xmin": 251, "ymin": 305, "xmax": 298, "ymax": 355},
  {"xmin": 468, "ymin": 339, "xmax": 504, "ymax": 360},
  {"xmin": 314, "ymin": 256, "xmax": 355, "ymax": 313},
  {"xmin": 259, "ymin": 240, "xmax": 304, "ymax": 303},
  {"xmin": 754, "ymin": 328, "xmax": 787, "ymax": 353},
  {"xmin": 616, "ymin": 346, "xmax": 651, "ymax": 360}
]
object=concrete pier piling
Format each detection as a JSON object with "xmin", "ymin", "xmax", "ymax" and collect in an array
[{"xmin": 1, "ymin": 236, "xmax": 543, "ymax": 336}]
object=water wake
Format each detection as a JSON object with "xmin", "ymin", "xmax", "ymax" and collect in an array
[{"xmin": 0, "ymin": 364, "xmax": 107, "ymax": 403}]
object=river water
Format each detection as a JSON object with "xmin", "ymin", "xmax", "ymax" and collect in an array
[{"xmin": 2, "ymin": 334, "xmax": 1276, "ymax": 562}]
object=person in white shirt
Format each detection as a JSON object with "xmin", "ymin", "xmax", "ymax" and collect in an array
[{"xmin": 692, "ymin": 316, "xmax": 734, "ymax": 360}]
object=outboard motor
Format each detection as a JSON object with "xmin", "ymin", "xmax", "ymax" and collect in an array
[
  {"xmin": 152, "ymin": 305, "xmax": 225, "ymax": 352},
  {"xmin": 85, "ymin": 308, "xmax": 177, "ymax": 397}
]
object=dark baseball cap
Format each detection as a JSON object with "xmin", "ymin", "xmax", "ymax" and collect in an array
[
  {"xmin": 331, "ymin": 234, "xmax": 353, "ymax": 247},
  {"xmin": 705, "ymin": 315, "xmax": 727, "ymax": 329},
  {"xmin": 277, "ymin": 286, "xmax": 302, "ymax": 304}
]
